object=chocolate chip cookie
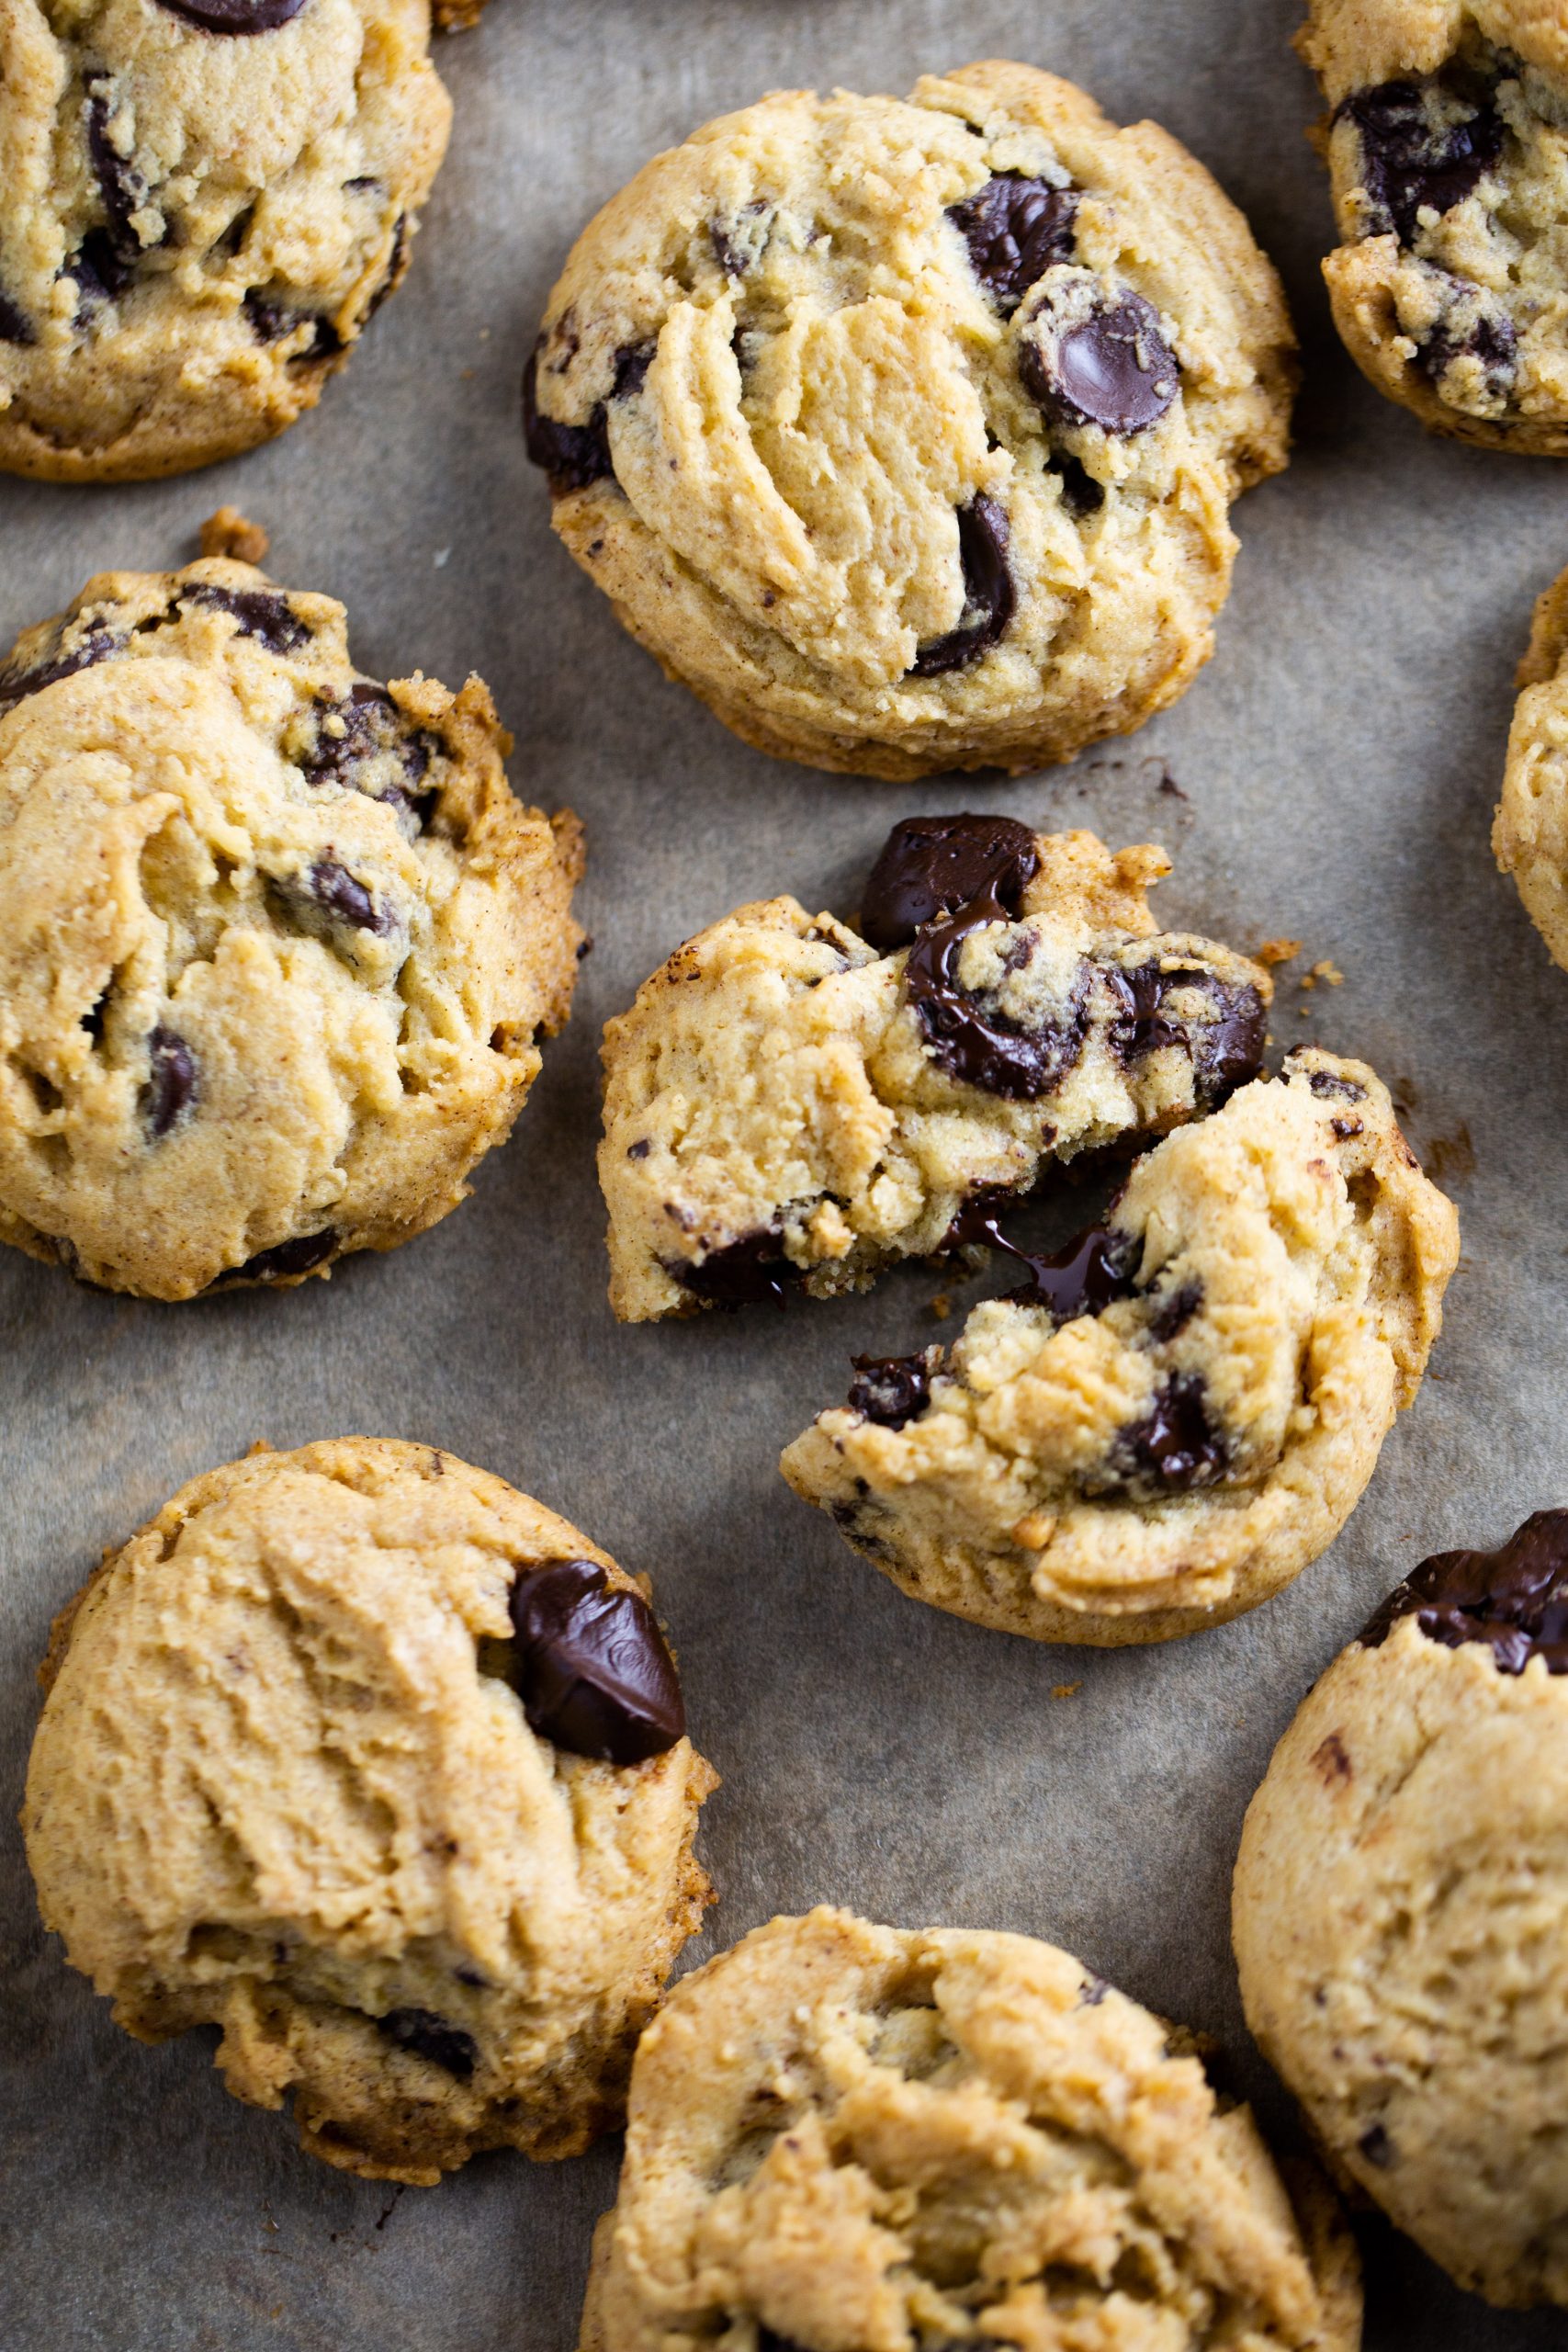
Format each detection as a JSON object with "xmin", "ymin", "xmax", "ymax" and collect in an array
[
  {"xmin": 1235, "ymin": 1511, "xmax": 1568, "ymax": 2307},
  {"xmin": 22, "ymin": 1439, "xmax": 717, "ymax": 2185},
  {"xmin": 0, "ymin": 0, "xmax": 449, "ymax": 481},
  {"xmin": 1300, "ymin": 1, "xmax": 1568, "ymax": 451},
  {"xmin": 0, "ymin": 557, "xmax": 583, "ymax": 1298},
  {"xmin": 1495, "ymin": 560, "xmax": 1568, "ymax": 963},
  {"xmin": 782, "ymin": 1049, "xmax": 1459, "ymax": 1645},
  {"xmin": 525, "ymin": 60, "xmax": 1296, "ymax": 780},
  {"xmin": 578, "ymin": 1906, "xmax": 1362, "ymax": 2352},
  {"xmin": 601, "ymin": 817, "xmax": 1270, "ymax": 1321}
]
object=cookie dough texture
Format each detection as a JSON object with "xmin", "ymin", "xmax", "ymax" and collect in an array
[
  {"xmin": 1300, "ymin": 1, "xmax": 1568, "ymax": 451},
  {"xmin": 579, "ymin": 1907, "xmax": 1362, "ymax": 2352},
  {"xmin": 22, "ymin": 1439, "xmax": 716, "ymax": 2185},
  {"xmin": 783, "ymin": 1051, "xmax": 1459, "ymax": 1645},
  {"xmin": 1235, "ymin": 1611, "xmax": 1568, "ymax": 2306},
  {"xmin": 530, "ymin": 60, "xmax": 1295, "ymax": 779},
  {"xmin": 0, "ymin": 557, "xmax": 583, "ymax": 1299},
  {"xmin": 0, "ymin": 0, "xmax": 449, "ymax": 481},
  {"xmin": 1495, "ymin": 560, "xmax": 1568, "ymax": 964},
  {"xmin": 601, "ymin": 831, "xmax": 1269, "ymax": 1323}
]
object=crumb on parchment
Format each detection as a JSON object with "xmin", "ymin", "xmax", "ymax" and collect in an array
[{"xmin": 199, "ymin": 507, "xmax": 270, "ymax": 564}]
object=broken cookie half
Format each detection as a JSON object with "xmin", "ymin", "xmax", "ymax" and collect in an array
[
  {"xmin": 600, "ymin": 816, "xmax": 1271, "ymax": 1321},
  {"xmin": 782, "ymin": 1047, "xmax": 1460, "ymax": 1645}
]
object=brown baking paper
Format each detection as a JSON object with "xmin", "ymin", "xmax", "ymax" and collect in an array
[{"xmin": 2, "ymin": 0, "xmax": 1564, "ymax": 2343}]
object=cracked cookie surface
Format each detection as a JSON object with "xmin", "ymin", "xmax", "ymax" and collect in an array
[
  {"xmin": 0, "ymin": 556, "xmax": 583, "ymax": 1298},
  {"xmin": 781, "ymin": 1049, "xmax": 1459, "ymax": 1645},
  {"xmin": 22, "ymin": 1438, "xmax": 717, "ymax": 2184},
  {"xmin": 0, "ymin": 0, "xmax": 449, "ymax": 481},
  {"xmin": 1235, "ymin": 1513, "xmax": 1568, "ymax": 2306},
  {"xmin": 600, "ymin": 822, "xmax": 1269, "ymax": 1323},
  {"xmin": 525, "ymin": 59, "xmax": 1295, "ymax": 780},
  {"xmin": 578, "ymin": 1905, "xmax": 1362, "ymax": 2352},
  {"xmin": 1300, "ymin": 1, "xmax": 1568, "ymax": 452}
]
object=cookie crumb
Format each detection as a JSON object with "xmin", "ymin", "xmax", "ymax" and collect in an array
[
  {"xmin": 432, "ymin": 0, "xmax": 486, "ymax": 27},
  {"xmin": 199, "ymin": 507, "xmax": 269, "ymax": 565},
  {"xmin": 1051, "ymin": 1681, "xmax": 1081, "ymax": 1700},
  {"xmin": 1299, "ymin": 959, "xmax": 1344, "ymax": 990},
  {"xmin": 929, "ymin": 1291, "xmax": 953, "ymax": 1320},
  {"xmin": 1011, "ymin": 1511, "xmax": 1056, "ymax": 1549},
  {"xmin": 1256, "ymin": 937, "xmax": 1302, "ymax": 967}
]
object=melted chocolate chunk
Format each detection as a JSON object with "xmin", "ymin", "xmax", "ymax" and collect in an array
[
  {"xmin": 1339, "ymin": 75, "xmax": 1504, "ymax": 245},
  {"xmin": 613, "ymin": 340, "xmax": 657, "ymax": 398},
  {"xmin": 212, "ymin": 1227, "xmax": 338, "ymax": 1286},
  {"xmin": 243, "ymin": 291, "xmax": 339, "ymax": 355},
  {"xmin": 911, "ymin": 494, "xmax": 1016, "ymax": 677},
  {"xmin": 940, "ymin": 1196, "xmax": 1137, "ymax": 1319},
  {"xmin": 670, "ymin": 1229, "xmax": 796, "ymax": 1308},
  {"xmin": 0, "ymin": 628, "xmax": 120, "ymax": 707},
  {"xmin": 860, "ymin": 813, "xmax": 1039, "ymax": 951},
  {"xmin": 305, "ymin": 859, "xmax": 391, "ymax": 935},
  {"xmin": 1419, "ymin": 277, "xmax": 1517, "ymax": 393},
  {"xmin": 907, "ymin": 922, "xmax": 1087, "ymax": 1099},
  {"xmin": 1359, "ymin": 1510, "xmax": 1568, "ymax": 1674},
  {"xmin": 508, "ymin": 1558, "xmax": 685, "ymax": 1764},
  {"xmin": 301, "ymin": 683, "xmax": 438, "ymax": 826},
  {"xmin": 1114, "ymin": 1372, "xmax": 1225, "ymax": 1491},
  {"xmin": 1307, "ymin": 1070, "xmax": 1365, "ymax": 1102},
  {"xmin": 948, "ymin": 174, "xmax": 1079, "ymax": 314},
  {"xmin": 141, "ymin": 1026, "xmax": 197, "ymax": 1139},
  {"xmin": 186, "ymin": 582, "xmax": 312, "ymax": 654},
  {"xmin": 85, "ymin": 78, "xmax": 143, "ymax": 253},
  {"xmin": 848, "ymin": 1351, "xmax": 933, "ymax": 1428},
  {"xmin": 522, "ymin": 338, "xmax": 650, "ymax": 496},
  {"xmin": 1049, "ymin": 449, "xmax": 1105, "ymax": 514},
  {"xmin": 1147, "ymin": 1280, "xmax": 1201, "ymax": 1342},
  {"xmin": 0, "ymin": 286, "xmax": 32, "ymax": 344},
  {"xmin": 154, "ymin": 0, "xmax": 309, "ymax": 28},
  {"xmin": 376, "ymin": 2007, "xmax": 478, "ymax": 2079},
  {"xmin": 67, "ymin": 229, "xmax": 135, "ymax": 315},
  {"xmin": 1108, "ymin": 964, "xmax": 1266, "ymax": 1107},
  {"xmin": 1021, "ymin": 289, "xmax": 1179, "ymax": 435}
]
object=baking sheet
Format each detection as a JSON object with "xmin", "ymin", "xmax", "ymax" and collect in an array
[{"xmin": 3, "ymin": 0, "xmax": 1566, "ymax": 2343}]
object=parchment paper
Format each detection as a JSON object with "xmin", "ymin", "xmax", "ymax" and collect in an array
[{"xmin": 3, "ymin": 2, "xmax": 1565, "ymax": 2343}]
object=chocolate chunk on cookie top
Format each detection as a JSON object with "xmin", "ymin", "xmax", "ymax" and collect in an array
[
  {"xmin": 526, "ymin": 61, "xmax": 1295, "ymax": 780},
  {"xmin": 598, "ymin": 827, "xmax": 1271, "ymax": 1324},
  {"xmin": 1235, "ymin": 1512, "xmax": 1568, "ymax": 2307},
  {"xmin": 0, "ymin": 559, "xmax": 584, "ymax": 1299},
  {"xmin": 1300, "ymin": 1, "xmax": 1568, "ymax": 453},
  {"xmin": 577, "ymin": 1908, "xmax": 1362, "ymax": 2352},
  {"xmin": 22, "ymin": 1441, "xmax": 716, "ymax": 2186},
  {"xmin": 0, "ymin": 0, "xmax": 450, "ymax": 481},
  {"xmin": 782, "ymin": 1048, "xmax": 1459, "ymax": 1645}
]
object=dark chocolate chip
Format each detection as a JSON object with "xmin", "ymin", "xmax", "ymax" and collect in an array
[
  {"xmin": 1358, "ymin": 2122, "xmax": 1394, "ymax": 2167},
  {"xmin": 365, "ymin": 215, "xmax": 409, "ymax": 321},
  {"xmin": 82, "ymin": 988, "xmax": 112, "ymax": 1044},
  {"xmin": 1113, "ymin": 1372, "xmax": 1225, "ymax": 1491},
  {"xmin": 0, "ymin": 628, "xmax": 121, "ymax": 707},
  {"xmin": 508, "ymin": 1558, "xmax": 685, "ymax": 1764},
  {"xmin": 1417, "ymin": 272, "xmax": 1517, "ymax": 394},
  {"xmin": 154, "ymin": 0, "xmax": 308, "ymax": 29},
  {"xmin": 85, "ymin": 77, "xmax": 144, "ymax": 254},
  {"xmin": 848, "ymin": 1351, "xmax": 934, "ymax": 1429},
  {"xmin": 306, "ymin": 858, "xmax": 391, "ymax": 934},
  {"xmin": 1339, "ymin": 75, "xmax": 1504, "ymax": 246},
  {"xmin": 910, "ymin": 494, "xmax": 1016, "ymax": 677},
  {"xmin": 612, "ymin": 340, "xmax": 657, "ymax": 398},
  {"xmin": 668, "ymin": 1229, "xmax": 796, "ymax": 1308},
  {"xmin": 522, "ymin": 346, "xmax": 612, "ymax": 494},
  {"xmin": 66, "ymin": 228, "xmax": 135, "ymax": 316},
  {"xmin": 301, "ymin": 683, "xmax": 439, "ymax": 827},
  {"xmin": 141, "ymin": 1025, "xmax": 197, "ymax": 1139},
  {"xmin": 1359, "ymin": 1510, "xmax": 1568, "ymax": 1674},
  {"xmin": 626, "ymin": 1139, "xmax": 651, "ymax": 1160},
  {"xmin": 948, "ymin": 174, "xmax": 1079, "ymax": 315},
  {"xmin": 1021, "ymin": 288, "xmax": 1179, "ymax": 435},
  {"xmin": 860, "ymin": 813, "xmax": 1039, "ymax": 952},
  {"xmin": 1048, "ymin": 449, "xmax": 1105, "ymax": 514},
  {"xmin": 1107, "ymin": 964, "xmax": 1266, "ymax": 1107},
  {"xmin": 1018, "ymin": 1222, "xmax": 1137, "ymax": 1320},
  {"xmin": 242, "ymin": 289, "xmax": 342, "ymax": 358},
  {"xmin": 1079, "ymin": 1974, "xmax": 1109, "ymax": 2007},
  {"xmin": 1307, "ymin": 1070, "xmax": 1365, "ymax": 1102},
  {"xmin": 186, "ymin": 583, "xmax": 312, "ymax": 655},
  {"xmin": 1147, "ymin": 1280, "xmax": 1201, "ymax": 1342},
  {"xmin": 906, "ymin": 925, "xmax": 1087, "ymax": 1100},
  {"xmin": 376, "ymin": 2007, "xmax": 478, "ymax": 2080},
  {"xmin": 211, "ymin": 1227, "xmax": 337, "ymax": 1286},
  {"xmin": 709, "ymin": 202, "xmax": 768, "ymax": 279},
  {"xmin": 0, "ymin": 285, "xmax": 32, "ymax": 344}
]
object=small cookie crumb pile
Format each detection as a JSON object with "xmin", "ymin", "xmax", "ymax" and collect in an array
[
  {"xmin": 1235, "ymin": 1511, "xmax": 1568, "ymax": 2306},
  {"xmin": 526, "ymin": 60, "xmax": 1295, "ymax": 778},
  {"xmin": 579, "ymin": 1906, "xmax": 1362, "ymax": 2352},
  {"xmin": 0, "ymin": 556, "xmax": 583, "ymax": 1298},
  {"xmin": 23, "ymin": 1439, "xmax": 717, "ymax": 2185}
]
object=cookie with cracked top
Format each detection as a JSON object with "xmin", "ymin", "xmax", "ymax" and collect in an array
[
  {"xmin": 23, "ymin": 1438, "xmax": 716, "ymax": 2185},
  {"xmin": 599, "ymin": 823, "xmax": 1271, "ymax": 1323},
  {"xmin": 0, "ymin": 0, "xmax": 449, "ymax": 481},
  {"xmin": 0, "ymin": 557, "xmax": 583, "ymax": 1297},
  {"xmin": 1235, "ymin": 1510, "xmax": 1568, "ymax": 2305},
  {"xmin": 1299, "ymin": 1, "xmax": 1568, "ymax": 452},
  {"xmin": 577, "ymin": 1906, "xmax": 1361, "ymax": 2352},
  {"xmin": 781, "ymin": 1048, "xmax": 1459, "ymax": 1645},
  {"xmin": 525, "ymin": 60, "xmax": 1296, "ymax": 780}
]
